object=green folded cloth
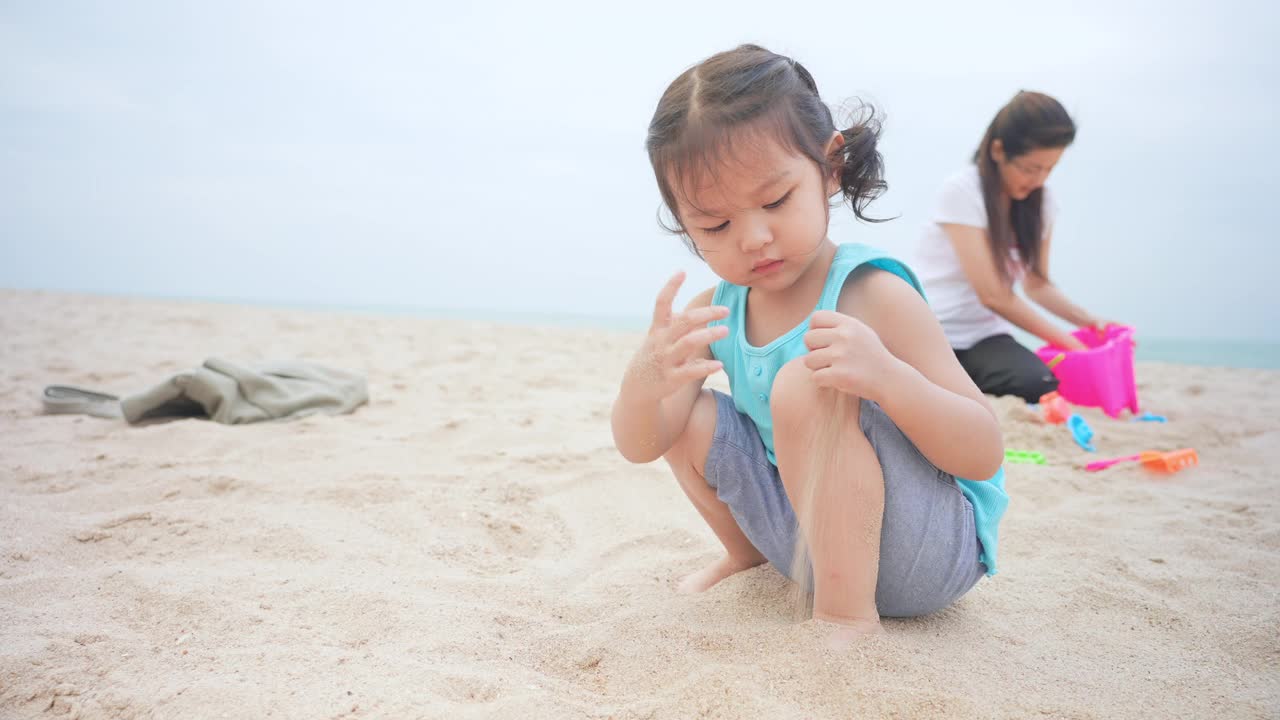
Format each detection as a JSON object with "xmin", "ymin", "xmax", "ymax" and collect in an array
[
  {"xmin": 42, "ymin": 386, "xmax": 123, "ymax": 419},
  {"xmin": 43, "ymin": 358, "xmax": 368, "ymax": 425}
]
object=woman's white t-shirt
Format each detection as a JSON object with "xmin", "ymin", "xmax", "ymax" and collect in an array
[{"xmin": 913, "ymin": 166, "xmax": 1056, "ymax": 350}]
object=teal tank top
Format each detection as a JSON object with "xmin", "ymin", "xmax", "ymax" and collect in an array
[{"xmin": 708, "ymin": 243, "xmax": 1008, "ymax": 574}]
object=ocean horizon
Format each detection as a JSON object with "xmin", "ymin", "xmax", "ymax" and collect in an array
[{"xmin": 25, "ymin": 289, "xmax": 1278, "ymax": 371}]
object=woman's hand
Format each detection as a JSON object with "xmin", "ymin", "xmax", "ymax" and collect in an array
[
  {"xmin": 1084, "ymin": 316, "xmax": 1122, "ymax": 336},
  {"xmin": 1055, "ymin": 334, "xmax": 1088, "ymax": 352},
  {"xmin": 802, "ymin": 310, "xmax": 899, "ymax": 402},
  {"xmin": 631, "ymin": 272, "xmax": 728, "ymax": 401}
]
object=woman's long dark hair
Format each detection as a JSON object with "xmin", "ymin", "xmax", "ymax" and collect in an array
[{"xmin": 974, "ymin": 91, "xmax": 1076, "ymax": 283}]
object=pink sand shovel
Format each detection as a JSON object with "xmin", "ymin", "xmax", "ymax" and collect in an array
[{"xmin": 1085, "ymin": 449, "xmax": 1199, "ymax": 473}]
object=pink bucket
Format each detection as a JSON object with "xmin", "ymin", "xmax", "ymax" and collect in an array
[{"xmin": 1036, "ymin": 326, "xmax": 1139, "ymax": 418}]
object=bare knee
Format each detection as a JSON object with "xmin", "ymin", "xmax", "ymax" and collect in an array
[
  {"xmin": 664, "ymin": 390, "xmax": 718, "ymax": 477},
  {"xmin": 770, "ymin": 357, "xmax": 861, "ymax": 432}
]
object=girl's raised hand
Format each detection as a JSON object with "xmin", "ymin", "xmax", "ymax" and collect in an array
[
  {"xmin": 802, "ymin": 310, "xmax": 898, "ymax": 401},
  {"xmin": 634, "ymin": 272, "xmax": 729, "ymax": 400}
]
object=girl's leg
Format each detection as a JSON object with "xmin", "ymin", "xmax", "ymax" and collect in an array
[
  {"xmin": 663, "ymin": 389, "xmax": 767, "ymax": 592},
  {"xmin": 771, "ymin": 358, "xmax": 884, "ymax": 629}
]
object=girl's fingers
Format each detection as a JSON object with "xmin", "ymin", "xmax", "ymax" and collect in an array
[
  {"xmin": 810, "ymin": 366, "xmax": 838, "ymax": 389},
  {"xmin": 808, "ymin": 310, "xmax": 846, "ymax": 329},
  {"xmin": 669, "ymin": 324, "xmax": 729, "ymax": 360},
  {"xmin": 651, "ymin": 271, "xmax": 686, "ymax": 328},
  {"xmin": 671, "ymin": 304, "xmax": 730, "ymax": 335},
  {"xmin": 803, "ymin": 328, "xmax": 839, "ymax": 351},
  {"xmin": 803, "ymin": 348, "xmax": 835, "ymax": 370},
  {"xmin": 675, "ymin": 358, "xmax": 724, "ymax": 382}
]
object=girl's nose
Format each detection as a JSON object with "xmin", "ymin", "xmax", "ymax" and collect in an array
[{"xmin": 739, "ymin": 218, "xmax": 772, "ymax": 253}]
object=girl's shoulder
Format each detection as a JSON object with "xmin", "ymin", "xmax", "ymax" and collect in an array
[
  {"xmin": 832, "ymin": 243, "xmax": 916, "ymax": 277},
  {"xmin": 827, "ymin": 244, "xmax": 926, "ymax": 310},
  {"xmin": 836, "ymin": 261, "xmax": 926, "ymax": 313}
]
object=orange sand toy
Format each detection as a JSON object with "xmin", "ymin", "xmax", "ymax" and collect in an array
[
  {"xmin": 1039, "ymin": 391, "xmax": 1071, "ymax": 424},
  {"xmin": 1085, "ymin": 448, "xmax": 1199, "ymax": 473}
]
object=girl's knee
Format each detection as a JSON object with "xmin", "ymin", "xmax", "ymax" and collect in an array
[
  {"xmin": 664, "ymin": 390, "xmax": 718, "ymax": 475},
  {"xmin": 770, "ymin": 357, "xmax": 862, "ymax": 429}
]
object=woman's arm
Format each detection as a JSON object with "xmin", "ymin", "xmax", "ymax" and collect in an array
[
  {"xmin": 835, "ymin": 269, "xmax": 1004, "ymax": 480},
  {"xmin": 1021, "ymin": 230, "xmax": 1104, "ymax": 329},
  {"xmin": 942, "ymin": 223, "xmax": 1083, "ymax": 349}
]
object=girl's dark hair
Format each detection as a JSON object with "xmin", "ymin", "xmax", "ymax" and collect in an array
[
  {"xmin": 645, "ymin": 44, "xmax": 886, "ymax": 254},
  {"xmin": 973, "ymin": 91, "xmax": 1076, "ymax": 283}
]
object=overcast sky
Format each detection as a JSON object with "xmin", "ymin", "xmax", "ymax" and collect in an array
[{"xmin": 2, "ymin": 1, "xmax": 1276, "ymax": 341}]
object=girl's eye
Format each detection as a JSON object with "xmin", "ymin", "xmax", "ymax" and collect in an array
[{"xmin": 697, "ymin": 190, "xmax": 789, "ymax": 233}]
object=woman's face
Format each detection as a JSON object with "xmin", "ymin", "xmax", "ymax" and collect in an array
[{"xmin": 993, "ymin": 143, "xmax": 1065, "ymax": 201}]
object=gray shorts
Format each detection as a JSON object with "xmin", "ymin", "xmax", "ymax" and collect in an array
[{"xmin": 704, "ymin": 391, "xmax": 986, "ymax": 617}]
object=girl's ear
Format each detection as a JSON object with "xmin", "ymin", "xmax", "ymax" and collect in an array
[
  {"xmin": 824, "ymin": 130, "xmax": 845, "ymax": 197},
  {"xmin": 990, "ymin": 138, "xmax": 1006, "ymax": 165}
]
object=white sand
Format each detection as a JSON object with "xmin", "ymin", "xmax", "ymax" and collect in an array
[{"xmin": 1, "ymin": 289, "xmax": 1277, "ymax": 719}]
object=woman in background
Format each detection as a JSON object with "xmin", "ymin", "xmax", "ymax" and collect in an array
[{"xmin": 914, "ymin": 91, "xmax": 1118, "ymax": 403}]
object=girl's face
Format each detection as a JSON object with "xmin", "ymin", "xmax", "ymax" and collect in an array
[
  {"xmin": 993, "ymin": 141, "xmax": 1065, "ymax": 201},
  {"xmin": 671, "ymin": 131, "xmax": 841, "ymax": 293}
]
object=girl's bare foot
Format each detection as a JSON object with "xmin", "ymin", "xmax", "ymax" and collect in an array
[{"xmin": 677, "ymin": 554, "xmax": 764, "ymax": 593}]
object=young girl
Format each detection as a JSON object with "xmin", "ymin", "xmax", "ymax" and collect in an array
[
  {"xmin": 611, "ymin": 45, "xmax": 1007, "ymax": 636},
  {"xmin": 915, "ymin": 91, "xmax": 1120, "ymax": 402}
]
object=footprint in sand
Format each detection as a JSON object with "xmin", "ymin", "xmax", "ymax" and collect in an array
[
  {"xmin": 440, "ymin": 675, "xmax": 500, "ymax": 703},
  {"xmin": 201, "ymin": 475, "xmax": 244, "ymax": 496},
  {"xmin": 72, "ymin": 511, "xmax": 155, "ymax": 543},
  {"xmin": 480, "ymin": 506, "xmax": 571, "ymax": 559}
]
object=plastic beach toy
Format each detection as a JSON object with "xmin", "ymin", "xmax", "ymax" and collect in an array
[
  {"xmin": 1037, "ymin": 325, "xmax": 1139, "ymax": 418},
  {"xmin": 1038, "ymin": 391, "xmax": 1071, "ymax": 424},
  {"xmin": 1067, "ymin": 413, "xmax": 1095, "ymax": 452},
  {"xmin": 1133, "ymin": 412, "xmax": 1167, "ymax": 423},
  {"xmin": 1085, "ymin": 448, "xmax": 1199, "ymax": 473},
  {"xmin": 1005, "ymin": 449, "xmax": 1047, "ymax": 465}
]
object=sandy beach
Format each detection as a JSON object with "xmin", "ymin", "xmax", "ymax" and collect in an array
[{"xmin": 1, "ymin": 288, "xmax": 1276, "ymax": 719}]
